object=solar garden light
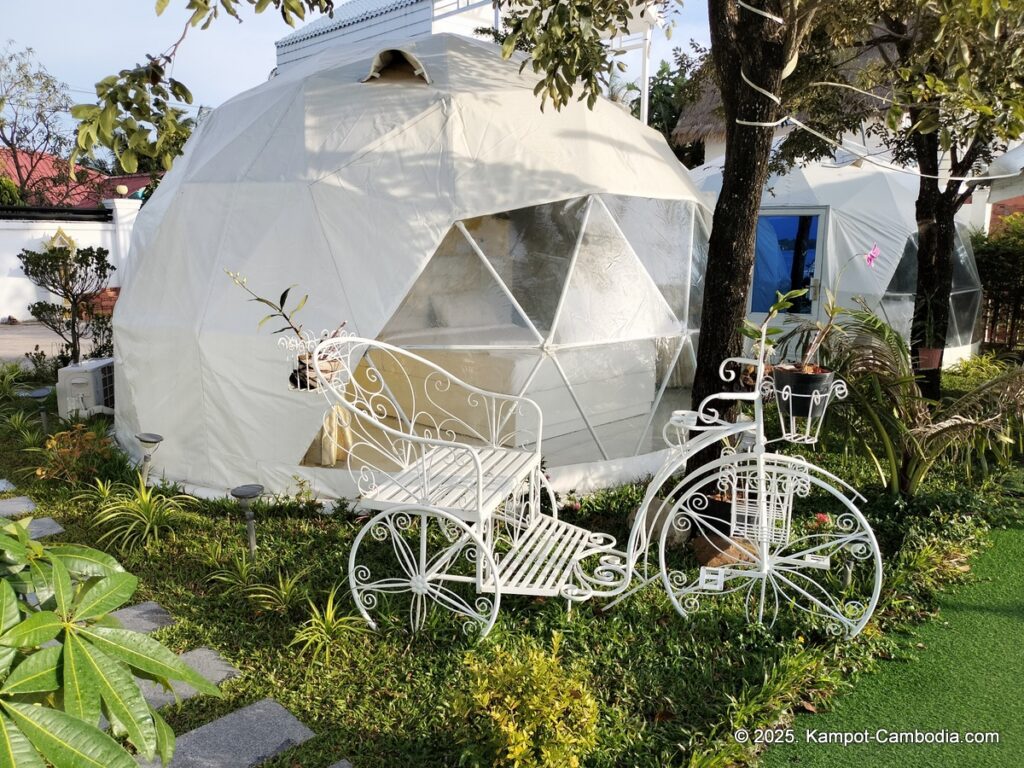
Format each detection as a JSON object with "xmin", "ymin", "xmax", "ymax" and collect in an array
[
  {"xmin": 20, "ymin": 387, "xmax": 53, "ymax": 434},
  {"xmin": 230, "ymin": 484, "xmax": 264, "ymax": 558},
  {"xmin": 135, "ymin": 433, "xmax": 164, "ymax": 485}
]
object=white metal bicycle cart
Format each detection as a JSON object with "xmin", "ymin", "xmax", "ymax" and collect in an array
[{"xmin": 309, "ymin": 331, "xmax": 882, "ymax": 640}]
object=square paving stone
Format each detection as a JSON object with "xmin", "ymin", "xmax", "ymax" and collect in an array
[
  {"xmin": 27, "ymin": 517, "xmax": 63, "ymax": 539},
  {"xmin": 0, "ymin": 496, "xmax": 35, "ymax": 518},
  {"xmin": 110, "ymin": 601, "xmax": 174, "ymax": 634},
  {"xmin": 141, "ymin": 647, "xmax": 239, "ymax": 710},
  {"xmin": 137, "ymin": 699, "xmax": 314, "ymax": 768}
]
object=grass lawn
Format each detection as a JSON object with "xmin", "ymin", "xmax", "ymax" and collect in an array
[
  {"xmin": 0, "ymin": 382, "xmax": 1017, "ymax": 767},
  {"xmin": 764, "ymin": 522, "xmax": 1024, "ymax": 768}
]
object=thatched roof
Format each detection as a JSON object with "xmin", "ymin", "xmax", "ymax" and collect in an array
[
  {"xmin": 672, "ymin": 85, "xmax": 727, "ymax": 145},
  {"xmin": 672, "ymin": 47, "xmax": 893, "ymax": 147}
]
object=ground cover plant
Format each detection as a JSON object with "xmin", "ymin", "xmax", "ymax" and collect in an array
[{"xmin": 0, "ymin": 352, "xmax": 1020, "ymax": 767}]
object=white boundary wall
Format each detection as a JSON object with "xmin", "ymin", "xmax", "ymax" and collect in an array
[{"xmin": 0, "ymin": 199, "xmax": 140, "ymax": 321}]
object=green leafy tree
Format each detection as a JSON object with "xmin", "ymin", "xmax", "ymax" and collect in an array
[
  {"xmin": 973, "ymin": 213, "xmax": 1024, "ymax": 347},
  {"xmin": 805, "ymin": 1, "xmax": 1024, "ymax": 395},
  {"xmin": 0, "ymin": 518, "xmax": 220, "ymax": 767},
  {"xmin": 0, "ymin": 45, "xmax": 102, "ymax": 206},
  {"xmin": 72, "ymin": 0, "xmax": 334, "ymax": 173},
  {"xmin": 17, "ymin": 243, "xmax": 115, "ymax": 365},
  {"xmin": 497, "ymin": 0, "xmax": 837, "ymax": 414},
  {"xmin": 631, "ymin": 55, "xmax": 705, "ymax": 167},
  {"xmin": 0, "ymin": 176, "xmax": 22, "ymax": 206}
]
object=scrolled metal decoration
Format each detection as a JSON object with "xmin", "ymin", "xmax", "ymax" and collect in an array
[{"xmin": 286, "ymin": 329, "xmax": 880, "ymax": 643}]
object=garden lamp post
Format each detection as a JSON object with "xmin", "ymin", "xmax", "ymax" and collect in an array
[
  {"xmin": 231, "ymin": 484, "xmax": 264, "ymax": 558},
  {"xmin": 135, "ymin": 433, "xmax": 164, "ymax": 485}
]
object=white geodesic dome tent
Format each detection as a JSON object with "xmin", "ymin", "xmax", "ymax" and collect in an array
[
  {"xmin": 114, "ymin": 33, "xmax": 711, "ymax": 497},
  {"xmin": 692, "ymin": 157, "xmax": 982, "ymax": 363}
]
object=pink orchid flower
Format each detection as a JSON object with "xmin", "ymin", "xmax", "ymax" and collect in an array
[{"xmin": 865, "ymin": 243, "xmax": 880, "ymax": 267}]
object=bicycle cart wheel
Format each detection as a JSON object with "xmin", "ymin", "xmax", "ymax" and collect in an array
[
  {"xmin": 658, "ymin": 453, "xmax": 882, "ymax": 639},
  {"xmin": 349, "ymin": 506, "xmax": 501, "ymax": 638}
]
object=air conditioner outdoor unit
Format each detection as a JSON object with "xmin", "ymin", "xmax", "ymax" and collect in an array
[{"xmin": 56, "ymin": 358, "xmax": 115, "ymax": 419}]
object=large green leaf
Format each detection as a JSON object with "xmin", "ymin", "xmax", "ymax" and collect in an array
[
  {"xmin": 0, "ymin": 612, "xmax": 62, "ymax": 648},
  {"xmin": 75, "ymin": 639, "xmax": 156, "ymax": 758},
  {"xmin": 1, "ymin": 700, "xmax": 135, "ymax": 768},
  {"xmin": 63, "ymin": 634, "xmax": 101, "ymax": 727},
  {"xmin": 148, "ymin": 705, "xmax": 175, "ymax": 767},
  {"xmin": 0, "ymin": 650, "xmax": 16, "ymax": 680},
  {"xmin": 72, "ymin": 574, "xmax": 137, "ymax": 623},
  {"xmin": 79, "ymin": 626, "xmax": 221, "ymax": 697},
  {"xmin": 50, "ymin": 558, "xmax": 73, "ymax": 620},
  {"xmin": 3, "ymin": 573, "xmax": 32, "ymax": 599},
  {"xmin": 0, "ymin": 535, "xmax": 27, "ymax": 560},
  {"xmin": 0, "ymin": 581, "xmax": 20, "ymax": 635},
  {"xmin": 0, "ymin": 646, "xmax": 61, "ymax": 694},
  {"xmin": 46, "ymin": 546, "xmax": 123, "ymax": 579},
  {"xmin": 28, "ymin": 563, "xmax": 54, "ymax": 610},
  {"xmin": 0, "ymin": 713, "xmax": 45, "ymax": 768}
]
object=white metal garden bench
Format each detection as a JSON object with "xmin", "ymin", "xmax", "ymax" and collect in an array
[
  {"xmin": 312, "ymin": 336, "xmax": 620, "ymax": 636},
  {"xmin": 308, "ymin": 331, "xmax": 881, "ymax": 641}
]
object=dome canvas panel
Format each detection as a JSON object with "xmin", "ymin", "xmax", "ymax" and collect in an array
[{"xmin": 114, "ymin": 33, "xmax": 711, "ymax": 498}]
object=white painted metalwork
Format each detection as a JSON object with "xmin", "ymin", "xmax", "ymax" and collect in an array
[
  {"xmin": 617, "ymin": 325, "xmax": 883, "ymax": 638},
  {"xmin": 313, "ymin": 326, "xmax": 881, "ymax": 640},
  {"xmin": 314, "ymin": 335, "xmax": 621, "ymax": 636}
]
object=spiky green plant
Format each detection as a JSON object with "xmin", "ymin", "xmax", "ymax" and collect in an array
[
  {"xmin": 93, "ymin": 475, "xmax": 193, "ymax": 552},
  {"xmin": 206, "ymin": 551, "xmax": 260, "ymax": 595},
  {"xmin": 820, "ymin": 304, "xmax": 1024, "ymax": 497},
  {"xmin": 245, "ymin": 569, "xmax": 308, "ymax": 615},
  {"xmin": 289, "ymin": 584, "xmax": 368, "ymax": 664},
  {"xmin": 0, "ymin": 362, "xmax": 27, "ymax": 401},
  {"xmin": 74, "ymin": 477, "xmax": 131, "ymax": 507}
]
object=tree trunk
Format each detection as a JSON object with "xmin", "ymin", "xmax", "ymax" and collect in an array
[
  {"xmin": 693, "ymin": 2, "xmax": 786, "ymax": 414},
  {"xmin": 69, "ymin": 299, "xmax": 81, "ymax": 364}
]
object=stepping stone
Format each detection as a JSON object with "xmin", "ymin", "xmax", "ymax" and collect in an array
[
  {"xmin": 27, "ymin": 517, "xmax": 63, "ymax": 539},
  {"xmin": 329, "ymin": 762, "xmax": 354, "ymax": 768},
  {"xmin": 140, "ymin": 647, "xmax": 239, "ymax": 710},
  {"xmin": 0, "ymin": 496, "xmax": 35, "ymax": 518},
  {"xmin": 111, "ymin": 601, "xmax": 174, "ymax": 634},
  {"xmin": 137, "ymin": 699, "xmax": 314, "ymax": 768},
  {"xmin": 0, "ymin": 479, "xmax": 13, "ymax": 492}
]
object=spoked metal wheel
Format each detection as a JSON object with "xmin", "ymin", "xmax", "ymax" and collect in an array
[
  {"xmin": 349, "ymin": 506, "xmax": 501, "ymax": 638},
  {"xmin": 657, "ymin": 453, "xmax": 882, "ymax": 639}
]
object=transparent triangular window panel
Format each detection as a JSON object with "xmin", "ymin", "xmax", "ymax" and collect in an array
[
  {"xmin": 553, "ymin": 198, "xmax": 680, "ymax": 346},
  {"xmin": 379, "ymin": 226, "xmax": 539, "ymax": 347},
  {"xmin": 947, "ymin": 290, "xmax": 982, "ymax": 347},
  {"xmin": 600, "ymin": 195, "xmax": 700, "ymax": 325},
  {"xmin": 461, "ymin": 198, "xmax": 587, "ymax": 336},
  {"xmin": 951, "ymin": 229, "xmax": 982, "ymax": 291},
  {"xmin": 546, "ymin": 341, "xmax": 664, "ymax": 461}
]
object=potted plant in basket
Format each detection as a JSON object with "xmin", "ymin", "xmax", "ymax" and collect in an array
[
  {"xmin": 226, "ymin": 271, "xmax": 345, "ymax": 390},
  {"xmin": 767, "ymin": 245, "xmax": 880, "ymax": 418},
  {"xmin": 770, "ymin": 288, "xmax": 841, "ymax": 419}
]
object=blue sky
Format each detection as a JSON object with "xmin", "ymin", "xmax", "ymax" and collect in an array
[{"xmin": 2, "ymin": 1, "xmax": 710, "ymax": 111}]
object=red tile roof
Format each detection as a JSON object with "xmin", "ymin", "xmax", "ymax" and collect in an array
[{"xmin": 0, "ymin": 149, "xmax": 158, "ymax": 208}]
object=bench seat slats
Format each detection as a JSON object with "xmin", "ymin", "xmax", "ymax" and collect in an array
[{"xmin": 361, "ymin": 445, "xmax": 538, "ymax": 521}]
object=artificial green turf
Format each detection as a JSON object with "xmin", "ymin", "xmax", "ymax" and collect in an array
[{"xmin": 763, "ymin": 522, "xmax": 1024, "ymax": 768}]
